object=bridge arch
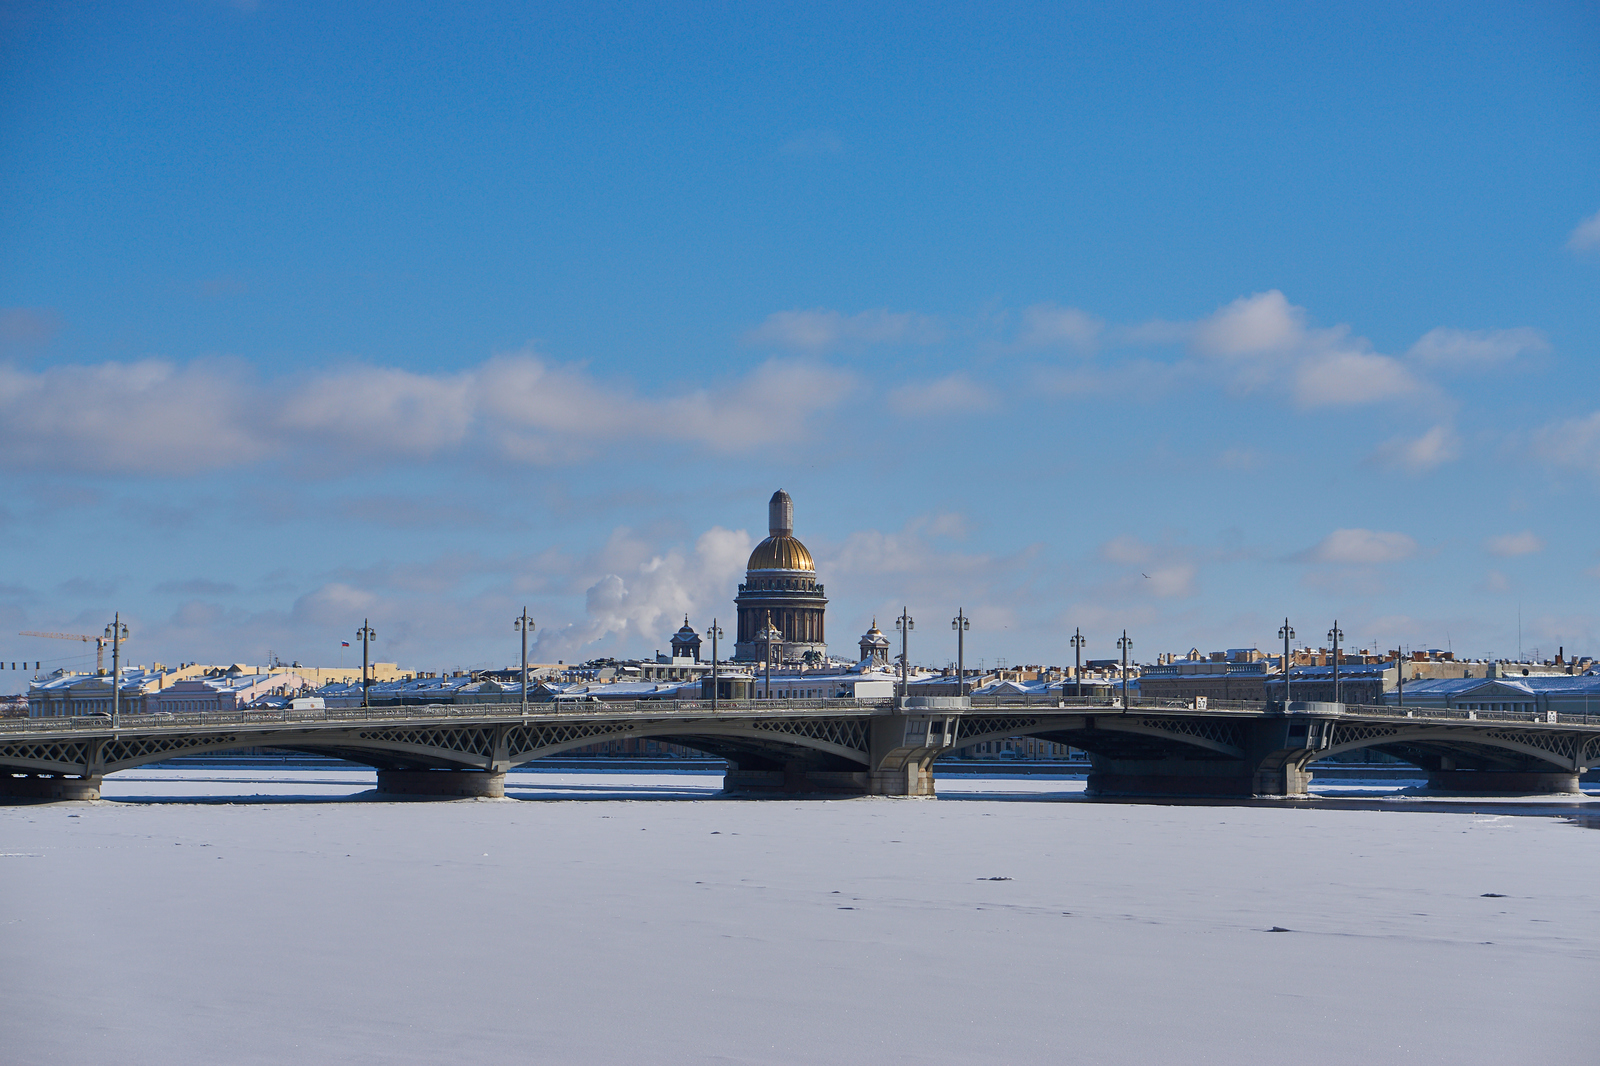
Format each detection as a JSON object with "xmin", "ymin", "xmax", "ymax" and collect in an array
[
  {"xmin": 1311, "ymin": 723, "xmax": 1587, "ymax": 773},
  {"xmin": 952, "ymin": 714, "xmax": 1246, "ymax": 762},
  {"xmin": 502, "ymin": 716, "xmax": 869, "ymax": 768},
  {"xmin": 0, "ymin": 714, "xmax": 874, "ymax": 780}
]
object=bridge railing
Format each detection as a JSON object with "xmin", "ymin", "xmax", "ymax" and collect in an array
[
  {"xmin": 3, "ymin": 693, "xmax": 1596, "ymax": 735},
  {"xmin": 1336, "ymin": 701, "xmax": 1598, "ymax": 726},
  {"xmin": 0, "ymin": 697, "xmax": 898, "ymax": 733},
  {"xmin": 0, "ymin": 693, "xmax": 1249, "ymax": 733}
]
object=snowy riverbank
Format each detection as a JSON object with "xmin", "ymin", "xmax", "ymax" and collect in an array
[{"xmin": 3, "ymin": 770, "xmax": 1596, "ymax": 1064}]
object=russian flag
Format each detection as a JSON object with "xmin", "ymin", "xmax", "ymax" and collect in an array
[{"xmin": 341, "ymin": 641, "xmax": 351, "ymax": 647}]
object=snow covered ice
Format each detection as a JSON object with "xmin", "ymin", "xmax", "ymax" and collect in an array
[{"xmin": 2, "ymin": 770, "xmax": 1596, "ymax": 1065}]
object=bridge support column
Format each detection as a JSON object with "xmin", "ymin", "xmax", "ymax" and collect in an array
[
  {"xmin": 1426, "ymin": 769, "xmax": 1580, "ymax": 794},
  {"xmin": 863, "ymin": 708, "xmax": 955, "ymax": 798},
  {"xmin": 375, "ymin": 769, "xmax": 505, "ymax": 799},
  {"xmin": 0, "ymin": 773, "xmax": 102, "ymax": 801},
  {"xmin": 1253, "ymin": 763, "xmax": 1313, "ymax": 797},
  {"xmin": 867, "ymin": 759, "xmax": 936, "ymax": 797}
]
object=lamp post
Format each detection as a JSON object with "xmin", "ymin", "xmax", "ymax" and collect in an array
[
  {"xmin": 1116, "ymin": 630, "xmax": 1132, "ymax": 711},
  {"xmin": 514, "ymin": 608, "xmax": 535, "ymax": 715},
  {"xmin": 895, "ymin": 608, "xmax": 914, "ymax": 700},
  {"xmin": 1069, "ymin": 627, "xmax": 1086, "ymax": 702},
  {"xmin": 1327, "ymin": 621, "xmax": 1344, "ymax": 704},
  {"xmin": 1278, "ymin": 619, "xmax": 1296, "ymax": 707},
  {"xmin": 707, "ymin": 619, "xmax": 723, "ymax": 711},
  {"xmin": 1397, "ymin": 644, "xmax": 1405, "ymax": 709},
  {"xmin": 355, "ymin": 619, "xmax": 376, "ymax": 707},
  {"xmin": 951, "ymin": 609, "xmax": 969, "ymax": 698},
  {"xmin": 759, "ymin": 611, "xmax": 780, "ymax": 700},
  {"xmin": 104, "ymin": 613, "xmax": 128, "ymax": 728}
]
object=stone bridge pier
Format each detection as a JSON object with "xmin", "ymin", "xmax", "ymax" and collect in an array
[
  {"xmin": 722, "ymin": 704, "xmax": 962, "ymax": 797},
  {"xmin": 864, "ymin": 706, "xmax": 962, "ymax": 796}
]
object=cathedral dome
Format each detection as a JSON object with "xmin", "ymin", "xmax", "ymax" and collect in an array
[
  {"xmin": 746, "ymin": 489, "xmax": 815, "ymax": 571},
  {"xmin": 747, "ymin": 534, "xmax": 815, "ymax": 572}
]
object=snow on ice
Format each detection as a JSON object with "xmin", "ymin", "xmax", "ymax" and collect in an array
[{"xmin": 2, "ymin": 770, "xmax": 1596, "ymax": 1065}]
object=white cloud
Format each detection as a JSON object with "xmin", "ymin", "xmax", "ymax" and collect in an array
[
  {"xmin": 533, "ymin": 526, "xmax": 753, "ymax": 659},
  {"xmin": 281, "ymin": 365, "xmax": 477, "ymax": 458},
  {"xmin": 1192, "ymin": 290, "xmax": 1305, "ymax": 357},
  {"xmin": 1185, "ymin": 290, "xmax": 1426, "ymax": 405},
  {"xmin": 1300, "ymin": 528, "xmax": 1417, "ymax": 565},
  {"xmin": 0, "ymin": 353, "xmax": 854, "ymax": 476},
  {"xmin": 742, "ymin": 308, "xmax": 944, "ymax": 352},
  {"xmin": 1114, "ymin": 319, "xmax": 1190, "ymax": 347},
  {"xmin": 1293, "ymin": 349, "xmax": 1422, "ymax": 406},
  {"xmin": 1533, "ymin": 411, "xmax": 1600, "ymax": 474},
  {"xmin": 0, "ymin": 359, "xmax": 269, "ymax": 474},
  {"xmin": 1015, "ymin": 304, "xmax": 1102, "ymax": 351},
  {"xmin": 1485, "ymin": 531, "xmax": 1543, "ymax": 558},
  {"xmin": 1567, "ymin": 210, "xmax": 1600, "ymax": 252},
  {"xmin": 887, "ymin": 373, "xmax": 998, "ymax": 416},
  {"xmin": 1406, "ymin": 327, "xmax": 1547, "ymax": 368},
  {"xmin": 1369, "ymin": 425, "xmax": 1460, "ymax": 473}
]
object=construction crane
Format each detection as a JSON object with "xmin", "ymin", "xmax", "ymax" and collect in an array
[{"xmin": 18, "ymin": 631, "xmax": 132, "ymax": 674}]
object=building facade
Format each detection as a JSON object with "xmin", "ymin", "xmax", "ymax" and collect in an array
[{"xmin": 733, "ymin": 490, "xmax": 828, "ymax": 663}]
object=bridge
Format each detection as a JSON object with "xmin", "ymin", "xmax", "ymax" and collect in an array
[{"xmin": 3, "ymin": 695, "xmax": 1598, "ymax": 800}]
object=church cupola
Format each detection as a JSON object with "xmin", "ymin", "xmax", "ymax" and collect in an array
[
  {"xmin": 670, "ymin": 617, "xmax": 702, "ymax": 662},
  {"xmin": 859, "ymin": 620, "xmax": 890, "ymax": 667}
]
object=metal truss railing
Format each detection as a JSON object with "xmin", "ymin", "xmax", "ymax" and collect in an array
[
  {"xmin": 0, "ymin": 697, "xmax": 893, "ymax": 734},
  {"xmin": 4, "ymin": 692, "xmax": 1597, "ymax": 736}
]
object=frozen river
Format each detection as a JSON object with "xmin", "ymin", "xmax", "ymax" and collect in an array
[{"xmin": 3, "ymin": 769, "xmax": 1596, "ymax": 1065}]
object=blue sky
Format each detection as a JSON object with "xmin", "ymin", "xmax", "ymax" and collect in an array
[{"xmin": 2, "ymin": 1, "xmax": 1598, "ymax": 678}]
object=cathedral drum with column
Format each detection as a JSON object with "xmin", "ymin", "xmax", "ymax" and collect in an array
[{"xmin": 733, "ymin": 490, "xmax": 828, "ymax": 663}]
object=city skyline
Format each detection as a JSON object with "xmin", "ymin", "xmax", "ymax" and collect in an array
[{"xmin": 3, "ymin": 3, "xmax": 1598, "ymax": 673}]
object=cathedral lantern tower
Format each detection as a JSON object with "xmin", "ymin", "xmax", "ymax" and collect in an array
[{"xmin": 733, "ymin": 490, "xmax": 828, "ymax": 663}]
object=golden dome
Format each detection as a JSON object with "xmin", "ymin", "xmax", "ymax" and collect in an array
[{"xmin": 747, "ymin": 534, "xmax": 815, "ymax": 572}]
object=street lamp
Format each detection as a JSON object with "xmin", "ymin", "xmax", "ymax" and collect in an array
[
  {"xmin": 514, "ymin": 608, "xmax": 535, "ymax": 715},
  {"xmin": 757, "ymin": 611, "xmax": 782, "ymax": 700},
  {"xmin": 1115, "ymin": 630, "xmax": 1132, "ymax": 711},
  {"xmin": 104, "ymin": 613, "xmax": 128, "ymax": 728},
  {"xmin": 1069, "ymin": 627, "xmax": 1086, "ymax": 702},
  {"xmin": 355, "ymin": 619, "xmax": 376, "ymax": 707},
  {"xmin": 895, "ymin": 608, "xmax": 914, "ymax": 700},
  {"xmin": 951, "ymin": 609, "xmax": 970, "ymax": 698},
  {"xmin": 1278, "ymin": 618, "xmax": 1296, "ymax": 707},
  {"xmin": 1327, "ymin": 621, "xmax": 1344, "ymax": 704},
  {"xmin": 707, "ymin": 619, "xmax": 724, "ymax": 711}
]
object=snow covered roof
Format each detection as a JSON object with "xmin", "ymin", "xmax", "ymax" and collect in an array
[{"xmin": 1395, "ymin": 675, "xmax": 1600, "ymax": 697}]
